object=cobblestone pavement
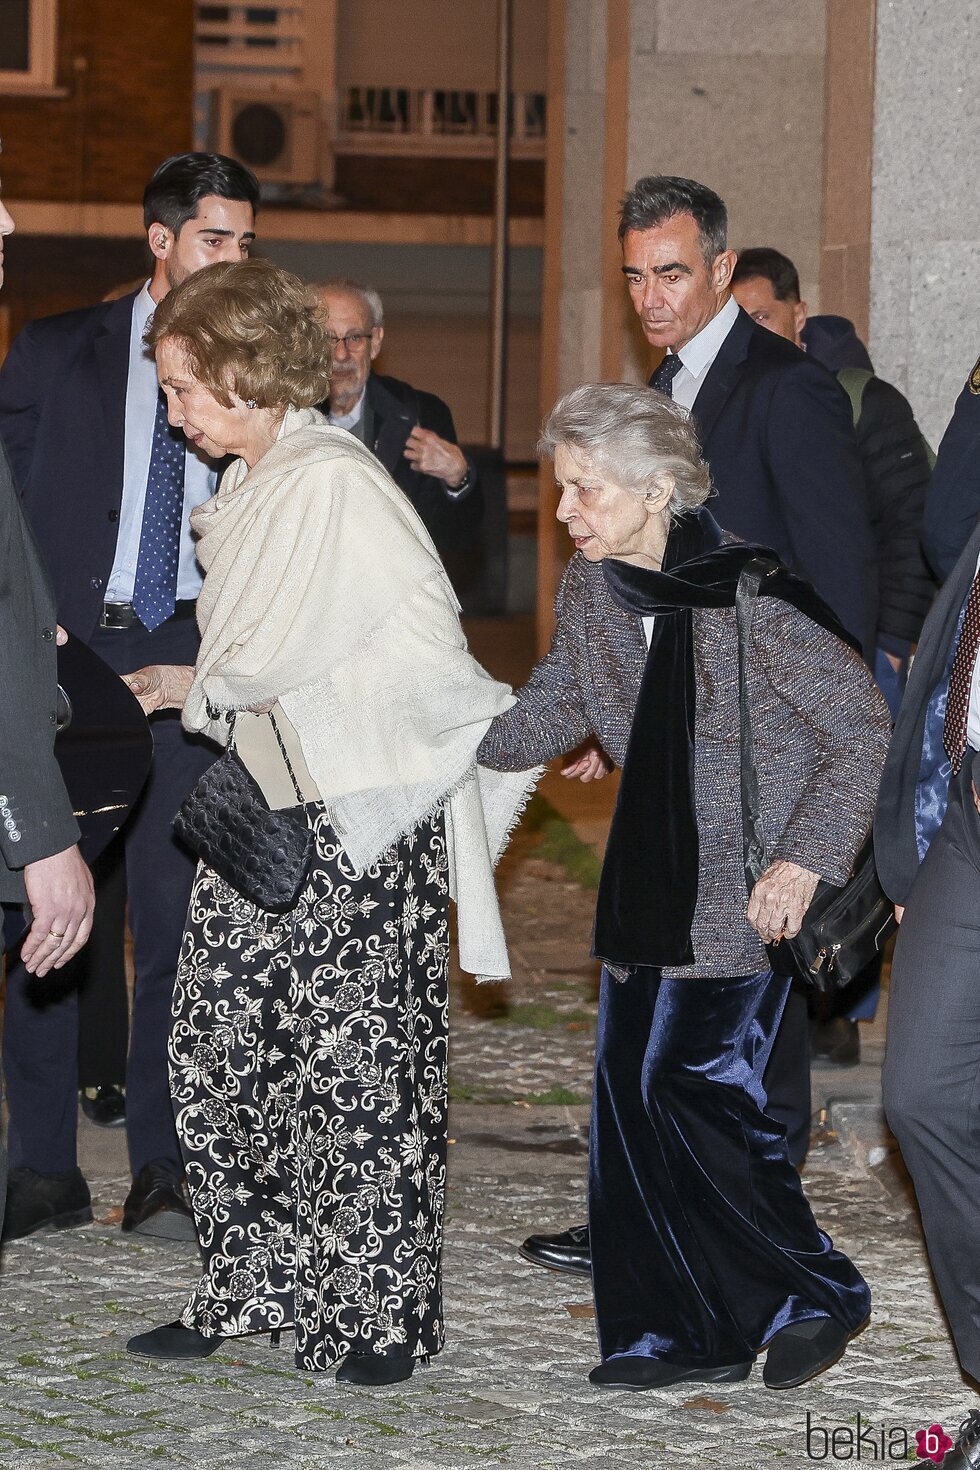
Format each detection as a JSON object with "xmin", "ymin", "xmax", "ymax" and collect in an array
[{"xmin": 0, "ymin": 826, "xmax": 973, "ymax": 1468}]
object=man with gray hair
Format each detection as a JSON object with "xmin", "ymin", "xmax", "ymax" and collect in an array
[
  {"xmin": 615, "ymin": 175, "xmax": 877, "ymax": 657},
  {"xmin": 315, "ymin": 279, "xmax": 476, "ymax": 552}
]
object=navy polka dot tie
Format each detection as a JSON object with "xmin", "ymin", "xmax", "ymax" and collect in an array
[
  {"xmin": 648, "ymin": 353, "xmax": 684, "ymax": 396},
  {"xmin": 132, "ymin": 392, "xmax": 186, "ymax": 632}
]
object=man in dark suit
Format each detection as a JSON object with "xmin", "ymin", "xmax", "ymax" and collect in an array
[
  {"xmin": 0, "ymin": 159, "xmax": 95, "ymax": 1239},
  {"xmin": 620, "ymin": 177, "xmax": 877, "ymax": 655},
  {"xmin": 315, "ymin": 279, "xmax": 477, "ymax": 551},
  {"xmin": 876, "ymin": 516, "xmax": 980, "ymax": 1440},
  {"xmin": 921, "ymin": 356, "xmax": 980, "ymax": 583},
  {"xmin": 0, "ymin": 152, "xmax": 259, "ymax": 1242},
  {"xmin": 520, "ymin": 175, "xmax": 878, "ymax": 1278}
]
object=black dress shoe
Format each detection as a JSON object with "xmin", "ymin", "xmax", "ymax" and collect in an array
[
  {"xmin": 589, "ymin": 1356, "xmax": 753, "ymax": 1391},
  {"xmin": 810, "ymin": 1017, "xmax": 860, "ymax": 1067},
  {"xmin": 915, "ymin": 1409, "xmax": 980, "ymax": 1468},
  {"xmin": 519, "ymin": 1223, "xmax": 591, "ymax": 1275},
  {"xmin": 336, "ymin": 1353, "xmax": 417, "ymax": 1386},
  {"xmin": 122, "ymin": 1161, "xmax": 196, "ymax": 1241},
  {"xmin": 2, "ymin": 1167, "xmax": 93, "ymax": 1241},
  {"xmin": 763, "ymin": 1316, "xmax": 861, "ymax": 1389},
  {"xmin": 127, "ymin": 1321, "xmax": 221, "ymax": 1359},
  {"xmin": 80, "ymin": 1085, "xmax": 127, "ymax": 1128}
]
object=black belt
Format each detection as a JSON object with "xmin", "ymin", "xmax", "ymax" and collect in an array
[{"xmin": 100, "ymin": 600, "xmax": 197, "ymax": 629}]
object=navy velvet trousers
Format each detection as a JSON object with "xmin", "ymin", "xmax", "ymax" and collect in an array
[{"xmin": 590, "ymin": 967, "xmax": 870, "ymax": 1367}]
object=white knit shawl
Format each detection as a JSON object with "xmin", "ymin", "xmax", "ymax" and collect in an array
[{"xmin": 182, "ymin": 408, "xmax": 540, "ymax": 980}]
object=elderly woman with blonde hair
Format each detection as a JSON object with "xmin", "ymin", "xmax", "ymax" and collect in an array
[
  {"xmin": 120, "ymin": 257, "xmax": 535, "ymax": 1385},
  {"xmin": 478, "ymin": 382, "xmax": 890, "ymax": 1393}
]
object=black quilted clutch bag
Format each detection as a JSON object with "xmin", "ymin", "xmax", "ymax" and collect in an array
[{"xmin": 174, "ymin": 714, "xmax": 313, "ymax": 913}]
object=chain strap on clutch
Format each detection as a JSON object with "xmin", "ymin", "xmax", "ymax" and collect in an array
[{"xmin": 174, "ymin": 710, "xmax": 314, "ymax": 913}]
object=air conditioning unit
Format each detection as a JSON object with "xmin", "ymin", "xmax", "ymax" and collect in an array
[{"xmin": 210, "ymin": 87, "xmax": 323, "ymax": 186}]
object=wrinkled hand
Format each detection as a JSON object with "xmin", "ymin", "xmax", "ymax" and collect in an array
[
  {"xmin": 561, "ymin": 740, "xmax": 612, "ymax": 783},
  {"xmin": 21, "ymin": 845, "xmax": 95, "ymax": 976},
  {"xmin": 121, "ymin": 663, "xmax": 194, "ymax": 715},
  {"xmin": 404, "ymin": 427, "xmax": 469, "ymax": 488},
  {"xmin": 746, "ymin": 859, "xmax": 820, "ymax": 944}
]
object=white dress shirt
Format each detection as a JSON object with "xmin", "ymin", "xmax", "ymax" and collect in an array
[
  {"xmin": 106, "ymin": 283, "xmax": 218, "ymax": 605},
  {"xmin": 665, "ymin": 294, "xmax": 741, "ymax": 412}
]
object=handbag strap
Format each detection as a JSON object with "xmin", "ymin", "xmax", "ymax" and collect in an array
[
  {"xmin": 735, "ymin": 556, "xmax": 780, "ymax": 892},
  {"xmin": 268, "ymin": 710, "xmax": 306, "ymax": 805}
]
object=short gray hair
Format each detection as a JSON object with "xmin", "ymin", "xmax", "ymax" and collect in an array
[
  {"xmin": 539, "ymin": 382, "xmax": 713, "ymax": 520},
  {"xmin": 319, "ymin": 276, "xmax": 384, "ymax": 329},
  {"xmin": 618, "ymin": 175, "xmax": 727, "ymax": 264}
]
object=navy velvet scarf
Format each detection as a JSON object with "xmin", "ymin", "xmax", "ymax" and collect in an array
[{"xmin": 592, "ymin": 508, "xmax": 855, "ymax": 971}]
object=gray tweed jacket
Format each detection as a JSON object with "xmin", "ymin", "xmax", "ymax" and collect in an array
[{"xmin": 478, "ymin": 553, "xmax": 891, "ymax": 978}]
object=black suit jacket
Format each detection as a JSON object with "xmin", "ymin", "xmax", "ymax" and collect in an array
[
  {"xmin": 356, "ymin": 372, "xmax": 477, "ymax": 550},
  {"xmin": 0, "ymin": 290, "xmax": 146, "ymax": 640},
  {"xmin": 684, "ymin": 306, "xmax": 878, "ymax": 656},
  {"xmin": 922, "ymin": 369, "xmax": 980, "ymax": 583},
  {"xmin": 874, "ymin": 515, "xmax": 980, "ymax": 904},
  {"xmin": 0, "ymin": 443, "xmax": 79, "ymax": 904}
]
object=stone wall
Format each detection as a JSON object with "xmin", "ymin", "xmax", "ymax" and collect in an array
[
  {"xmin": 870, "ymin": 1, "xmax": 980, "ymax": 447},
  {"xmin": 619, "ymin": 0, "xmax": 828, "ymax": 379}
]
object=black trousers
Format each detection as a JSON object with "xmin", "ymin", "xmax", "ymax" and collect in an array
[
  {"xmin": 3, "ymin": 616, "xmax": 216, "ymax": 1179},
  {"xmin": 883, "ymin": 758, "xmax": 980, "ymax": 1385},
  {"xmin": 75, "ymin": 840, "xmax": 129, "ymax": 1090},
  {"xmin": 761, "ymin": 986, "xmax": 811, "ymax": 1167}
]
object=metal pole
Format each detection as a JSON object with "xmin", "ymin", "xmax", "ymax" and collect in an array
[{"xmin": 487, "ymin": 0, "xmax": 512, "ymax": 450}]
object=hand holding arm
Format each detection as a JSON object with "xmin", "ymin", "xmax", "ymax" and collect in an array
[
  {"xmin": 121, "ymin": 663, "xmax": 195, "ymax": 715},
  {"xmin": 561, "ymin": 739, "xmax": 612, "ymax": 782},
  {"xmin": 20, "ymin": 844, "xmax": 95, "ymax": 976}
]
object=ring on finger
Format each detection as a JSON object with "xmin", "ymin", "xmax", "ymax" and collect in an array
[{"xmin": 48, "ymin": 928, "xmax": 66, "ymax": 940}]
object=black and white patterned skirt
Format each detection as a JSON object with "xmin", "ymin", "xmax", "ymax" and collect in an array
[{"xmin": 170, "ymin": 805, "xmax": 449, "ymax": 1371}]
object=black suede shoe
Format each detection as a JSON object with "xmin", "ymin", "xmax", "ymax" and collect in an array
[
  {"xmin": 519, "ymin": 1223, "xmax": 591, "ymax": 1275},
  {"xmin": 2, "ymin": 1167, "xmax": 93, "ymax": 1241},
  {"xmin": 763, "ymin": 1316, "xmax": 861, "ymax": 1389},
  {"xmin": 336, "ymin": 1353, "xmax": 417, "ymax": 1386},
  {"xmin": 127, "ymin": 1321, "xmax": 221, "ymax": 1360},
  {"xmin": 915, "ymin": 1409, "xmax": 980, "ymax": 1468},
  {"xmin": 122, "ymin": 1161, "xmax": 196, "ymax": 1241},
  {"xmin": 589, "ymin": 1356, "xmax": 753, "ymax": 1391},
  {"xmin": 80, "ymin": 1085, "xmax": 127, "ymax": 1128}
]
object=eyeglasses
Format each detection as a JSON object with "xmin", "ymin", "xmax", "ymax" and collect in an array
[{"xmin": 325, "ymin": 330, "xmax": 374, "ymax": 351}]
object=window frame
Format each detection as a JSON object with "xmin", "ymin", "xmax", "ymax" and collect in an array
[{"xmin": 0, "ymin": 0, "xmax": 59, "ymax": 95}]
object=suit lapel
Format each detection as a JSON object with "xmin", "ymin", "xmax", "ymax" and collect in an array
[
  {"xmin": 687, "ymin": 306, "xmax": 754, "ymax": 448},
  {"xmin": 93, "ymin": 292, "xmax": 139, "ymax": 509},
  {"xmin": 367, "ymin": 375, "xmax": 414, "ymax": 473}
]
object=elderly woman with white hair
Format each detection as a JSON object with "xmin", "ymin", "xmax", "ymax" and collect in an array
[{"xmin": 478, "ymin": 383, "xmax": 890, "ymax": 1394}]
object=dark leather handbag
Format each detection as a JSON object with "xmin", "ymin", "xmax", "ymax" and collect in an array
[
  {"xmin": 736, "ymin": 557, "xmax": 897, "ymax": 993},
  {"xmin": 174, "ymin": 712, "xmax": 313, "ymax": 913}
]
